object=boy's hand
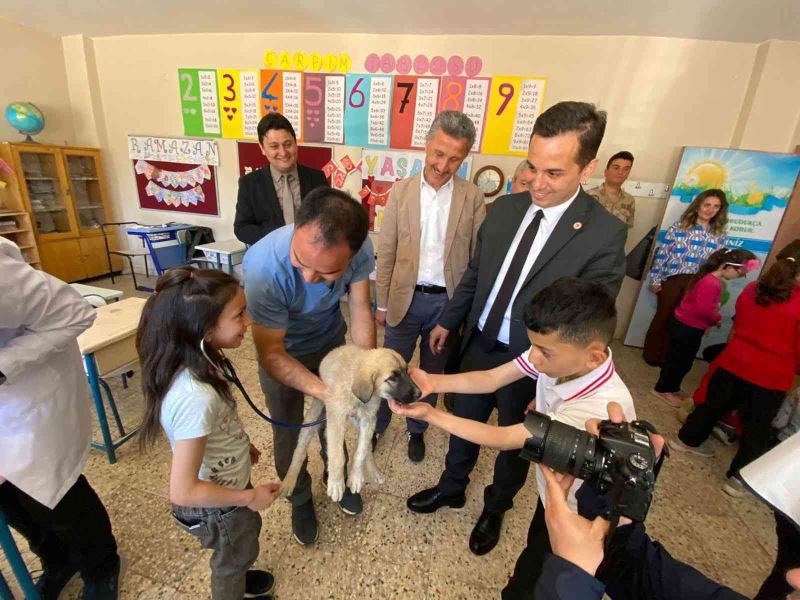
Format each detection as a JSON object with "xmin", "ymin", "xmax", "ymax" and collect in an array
[
  {"xmin": 525, "ymin": 398, "xmax": 537, "ymax": 414},
  {"xmin": 541, "ymin": 466, "xmax": 610, "ymax": 576},
  {"xmin": 409, "ymin": 367, "xmax": 435, "ymax": 398},
  {"xmin": 249, "ymin": 443, "xmax": 261, "ymax": 465},
  {"xmin": 429, "ymin": 325, "xmax": 450, "ymax": 355},
  {"xmin": 387, "ymin": 398, "xmax": 433, "ymax": 421},
  {"xmin": 247, "ymin": 483, "xmax": 281, "ymax": 511}
]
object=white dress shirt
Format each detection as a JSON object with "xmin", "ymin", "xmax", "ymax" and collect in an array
[
  {"xmin": 0, "ymin": 237, "xmax": 96, "ymax": 508},
  {"xmin": 478, "ymin": 187, "xmax": 580, "ymax": 344},
  {"xmin": 514, "ymin": 349, "xmax": 637, "ymax": 510},
  {"xmin": 417, "ymin": 176, "xmax": 453, "ymax": 287}
]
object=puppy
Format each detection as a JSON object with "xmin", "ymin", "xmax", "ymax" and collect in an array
[{"xmin": 280, "ymin": 346, "xmax": 421, "ymax": 502}]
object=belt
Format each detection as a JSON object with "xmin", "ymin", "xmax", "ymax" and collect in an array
[{"xmin": 415, "ymin": 284, "xmax": 447, "ymax": 294}]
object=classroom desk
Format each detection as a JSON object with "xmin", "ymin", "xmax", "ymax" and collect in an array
[
  {"xmin": 70, "ymin": 282, "xmax": 123, "ymax": 305},
  {"xmin": 124, "ymin": 223, "xmax": 192, "ymax": 289},
  {"xmin": 195, "ymin": 240, "xmax": 247, "ymax": 274},
  {"xmin": 77, "ymin": 297, "xmax": 146, "ymax": 464}
]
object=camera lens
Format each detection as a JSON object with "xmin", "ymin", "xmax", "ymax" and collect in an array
[{"xmin": 521, "ymin": 412, "xmax": 600, "ymax": 481}]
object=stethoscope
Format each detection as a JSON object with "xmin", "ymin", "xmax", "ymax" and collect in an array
[{"xmin": 200, "ymin": 339, "xmax": 327, "ymax": 429}]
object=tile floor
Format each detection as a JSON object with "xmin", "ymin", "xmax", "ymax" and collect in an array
[{"xmin": 1, "ymin": 274, "xmax": 778, "ymax": 599}]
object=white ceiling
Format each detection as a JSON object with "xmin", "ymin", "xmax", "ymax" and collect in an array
[{"xmin": 1, "ymin": 0, "xmax": 799, "ymax": 42}]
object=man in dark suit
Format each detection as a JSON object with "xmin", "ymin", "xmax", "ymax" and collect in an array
[
  {"xmin": 406, "ymin": 102, "xmax": 626, "ymax": 566},
  {"xmin": 234, "ymin": 113, "xmax": 328, "ymax": 245}
]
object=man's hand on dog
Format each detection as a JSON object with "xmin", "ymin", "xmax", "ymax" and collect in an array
[
  {"xmin": 408, "ymin": 367, "xmax": 435, "ymax": 398},
  {"xmin": 387, "ymin": 398, "xmax": 433, "ymax": 420}
]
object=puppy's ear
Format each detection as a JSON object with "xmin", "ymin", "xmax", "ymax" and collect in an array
[{"xmin": 351, "ymin": 364, "xmax": 376, "ymax": 403}]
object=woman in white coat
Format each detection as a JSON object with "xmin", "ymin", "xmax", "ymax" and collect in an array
[{"xmin": 0, "ymin": 237, "xmax": 120, "ymax": 599}]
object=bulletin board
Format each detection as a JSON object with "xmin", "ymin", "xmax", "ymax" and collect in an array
[
  {"xmin": 133, "ymin": 159, "xmax": 219, "ymax": 216},
  {"xmin": 178, "ymin": 54, "xmax": 546, "ymax": 157}
]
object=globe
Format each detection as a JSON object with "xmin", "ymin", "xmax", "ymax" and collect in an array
[{"xmin": 5, "ymin": 102, "xmax": 45, "ymax": 142}]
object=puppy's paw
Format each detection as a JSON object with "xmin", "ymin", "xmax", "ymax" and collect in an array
[
  {"xmin": 348, "ymin": 472, "xmax": 365, "ymax": 494},
  {"xmin": 327, "ymin": 478, "xmax": 346, "ymax": 502}
]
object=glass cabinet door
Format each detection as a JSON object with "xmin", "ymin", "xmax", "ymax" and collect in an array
[
  {"xmin": 65, "ymin": 152, "xmax": 107, "ymax": 232},
  {"xmin": 19, "ymin": 150, "xmax": 75, "ymax": 236}
]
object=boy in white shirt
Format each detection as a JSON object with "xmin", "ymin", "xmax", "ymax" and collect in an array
[{"xmin": 389, "ymin": 277, "xmax": 637, "ymax": 599}]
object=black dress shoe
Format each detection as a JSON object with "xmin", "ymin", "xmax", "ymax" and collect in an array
[
  {"xmin": 407, "ymin": 486, "xmax": 466, "ymax": 514},
  {"xmin": 469, "ymin": 508, "xmax": 504, "ymax": 555},
  {"xmin": 407, "ymin": 432, "xmax": 425, "ymax": 462}
]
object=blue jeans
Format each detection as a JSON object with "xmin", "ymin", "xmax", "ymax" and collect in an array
[
  {"xmin": 172, "ymin": 501, "xmax": 261, "ymax": 600},
  {"xmin": 376, "ymin": 290, "xmax": 455, "ymax": 435}
]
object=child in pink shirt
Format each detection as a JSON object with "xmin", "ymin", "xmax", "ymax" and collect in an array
[{"xmin": 652, "ymin": 248, "xmax": 758, "ymax": 407}]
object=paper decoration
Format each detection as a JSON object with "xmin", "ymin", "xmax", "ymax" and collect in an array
[
  {"xmin": 322, "ymin": 155, "xmax": 363, "ymax": 189},
  {"xmin": 179, "ymin": 68, "xmax": 546, "ymax": 156},
  {"xmin": 217, "ymin": 69, "xmax": 243, "ymax": 138},
  {"xmin": 128, "ymin": 136, "xmax": 219, "ymax": 166},
  {"xmin": 264, "ymin": 50, "xmax": 352, "ymax": 73},
  {"xmin": 361, "ymin": 149, "xmax": 472, "ymax": 182},
  {"xmin": 0, "ymin": 158, "xmax": 13, "ymax": 175},
  {"xmin": 282, "ymin": 71, "xmax": 304, "ymax": 141},
  {"xmin": 135, "ymin": 160, "xmax": 211, "ymax": 188},
  {"xmin": 145, "ymin": 181, "xmax": 206, "ymax": 207},
  {"xmin": 240, "ymin": 70, "xmax": 261, "ymax": 138},
  {"xmin": 302, "ymin": 74, "xmax": 346, "ymax": 144},
  {"xmin": 133, "ymin": 159, "xmax": 219, "ymax": 216},
  {"xmin": 344, "ymin": 75, "xmax": 392, "ymax": 147},
  {"xmin": 483, "ymin": 76, "xmax": 546, "ymax": 156},
  {"xmin": 438, "ymin": 77, "xmax": 490, "ymax": 153},
  {"xmin": 178, "ymin": 69, "xmax": 221, "ymax": 137}
]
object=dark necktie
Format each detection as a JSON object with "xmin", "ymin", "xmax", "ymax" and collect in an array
[{"xmin": 480, "ymin": 209, "xmax": 544, "ymax": 351}]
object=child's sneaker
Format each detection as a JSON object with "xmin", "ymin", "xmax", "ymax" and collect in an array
[
  {"xmin": 722, "ymin": 476, "xmax": 748, "ymax": 498},
  {"xmin": 650, "ymin": 389, "xmax": 682, "ymax": 408},
  {"xmin": 245, "ymin": 570, "xmax": 275, "ymax": 597},
  {"xmin": 669, "ymin": 437, "xmax": 714, "ymax": 458}
]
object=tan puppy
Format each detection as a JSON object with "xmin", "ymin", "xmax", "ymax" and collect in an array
[{"xmin": 280, "ymin": 346, "xmax": 421, "ymax": 502}]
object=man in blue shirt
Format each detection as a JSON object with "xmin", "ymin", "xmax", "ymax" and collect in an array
[{"xmin": 243, "ymin": 186, "xmax": 376, "ymax": 546}]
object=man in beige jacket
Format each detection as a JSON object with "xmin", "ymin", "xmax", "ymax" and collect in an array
[{"xmin": 374, "ymin": 111, "xmax": 485, "ymax": 461}]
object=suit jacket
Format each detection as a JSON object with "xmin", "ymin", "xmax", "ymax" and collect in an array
[
  {"xmin": 376, "ymin": 173, "xmax": 485, "ymax": 327},
  {"xmin": 234, "ymin": 164, "xmax": 327, "ymax": 245},
  {"xmin": 439, "ymin": 189, "xmax": 626, "ymax": 356}
]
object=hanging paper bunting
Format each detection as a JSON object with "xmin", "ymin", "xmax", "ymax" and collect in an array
[
  {"xmin": 145, "ymin": 180, "xmax": 206, "ymax": 207},
  {"xmin": 360, "ymin": 183, "xmax": 392, "ymax": 206},
  {"xmin": 135, "ymin": 160, "xmax": 211, "ymax": 188}
]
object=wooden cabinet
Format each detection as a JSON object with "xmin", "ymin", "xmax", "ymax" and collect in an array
[
  {"xmin": 0, "ymin": 145, "xmax": 41, "ymax": 268},
  {"xmin": 2, "ymin": 142, "xmax": 120, "ymax": 282}
]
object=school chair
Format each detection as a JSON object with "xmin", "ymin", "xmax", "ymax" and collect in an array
[{"xmin": 0, "ymin": 508, "xmax": 40, "ymax": 600}]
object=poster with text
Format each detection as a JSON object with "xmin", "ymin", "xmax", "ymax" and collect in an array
[
  {"xmin": 178, "ymin": 69, "xmax": 221, "ymax": 137},
  {"xmin": 344, "ymin": 75, "xmax": 392, "ymax": 148},
  {"xmin": 482, "ymin": 76, "xmax": 546, "ymax": 156},
  {"xmin": 624, "ymin": 147, "xmax": 800, "ymax": 352}
]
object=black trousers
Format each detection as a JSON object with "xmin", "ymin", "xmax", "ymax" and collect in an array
[
  {"xmin": 678, "ymin": 367, "xmax": 784, "ymax": 478},
  {"xmin": 654, "ymin": 317, "xmax": 704, "ymax": 393},
  {"xmin": 437, "ymin": 333, "xmax": 537, "ymax": 514},
  {"xmin": 755, "ymin": 512, "xmax": 800, "ymax": 599},
  {"xmin": 502, "ymin": 499, "xmax": 550, "ymax": 600},
  {"xmin": 0, "ymin": 475, "xmax": 118, "ymax": 582}
]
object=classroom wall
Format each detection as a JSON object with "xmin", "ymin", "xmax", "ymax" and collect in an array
[
  {"xmin": 5, "ymin": 27, "xmax": 799, "ymax": 338},
  {"xmin": 0, "ymin": 18, "xmax": 75, "ymax": 145}
]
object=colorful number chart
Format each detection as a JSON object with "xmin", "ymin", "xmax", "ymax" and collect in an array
[{"xmin": 179, "ymin": 67, "xmax": 545, "ymax": 156}]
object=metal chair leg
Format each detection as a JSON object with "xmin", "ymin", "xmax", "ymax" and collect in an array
[
  {"xmin": 0, "ymin": 510, "xmax": 40, "ymax": 600},
  {"xmin": 98, "ymin": 378, "xmax": 126, "ymax": 437}
]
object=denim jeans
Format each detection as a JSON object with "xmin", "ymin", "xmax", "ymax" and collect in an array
[{"xmin": 172, "ymin": 502, "xmax": 262, "ymax": 600}]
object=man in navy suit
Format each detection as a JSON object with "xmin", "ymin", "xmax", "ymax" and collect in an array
[{"xmin": 234, "ymin": 113, "xmax": 327, "ymax": 245}]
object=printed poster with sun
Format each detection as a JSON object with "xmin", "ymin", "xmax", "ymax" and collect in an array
[{"xmin": 625, "ymin": 147, "xmax": 800, "ymax": 351}]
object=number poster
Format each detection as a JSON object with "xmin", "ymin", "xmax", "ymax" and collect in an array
[{"xmin": 179, "ymin": 68, "xmax": 546, "ymax": 156}]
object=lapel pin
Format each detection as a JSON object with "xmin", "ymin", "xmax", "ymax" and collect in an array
[{"xmin": 573, "ymin": 221, "xmax": 583, "ymax": 230}]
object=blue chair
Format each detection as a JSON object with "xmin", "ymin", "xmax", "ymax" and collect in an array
[{"xmin": 0, "ymin": 509, "xmax": 40, "ymax": 599}]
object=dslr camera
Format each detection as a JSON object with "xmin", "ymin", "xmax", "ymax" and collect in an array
[{"xmin": 520, "ymin": 411, "xmax": 659, "ymax": 522}]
